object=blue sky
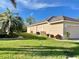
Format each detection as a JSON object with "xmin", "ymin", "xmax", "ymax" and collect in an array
[{"xmin": 0, "ymin": 0, "xmax": 79, "ymax": 21}]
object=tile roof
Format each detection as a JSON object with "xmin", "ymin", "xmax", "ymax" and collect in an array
[
  {"xmin": 28, "ymin": 16, "xmax": 79, "ymax": 26},
  {"xmin": 46, "ymin": 16, "xmax": 79, "ymax": 22}
]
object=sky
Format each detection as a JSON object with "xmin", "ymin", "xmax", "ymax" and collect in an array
[{"xmin": 0, "ymin": 0, "xmax": 79, "ymax": 21}]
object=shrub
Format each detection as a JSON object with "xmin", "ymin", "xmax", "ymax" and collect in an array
[
  {"xmin": 8, "ymin": 33, "xmax": 19, "ymax": 38},
  {"xmin": 47, "ymin": 34, "xmax": 50, "ymax": 37},
  {"xmin": 50, "ymin": 34, "xmax": 54, "ymax": 38},
  {"xmin": 55, "ymin": 34, "xmax": 62, "ymax": 39},
  {"xmin": 0, "ymin": 33, "xmax": 18, "ymax": 38},
  {"xmin": 36, "ymin": 32, "xmax": 40, "ymax": 35}
]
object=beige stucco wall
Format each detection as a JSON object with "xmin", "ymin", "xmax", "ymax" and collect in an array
[
  {"xmin": 27, "ymin": 26, "xmax": 37, "ymax": 34},
  {"xmin": 36, "ymin": 25, "xmax": 43, "ymax": 32},
  {"xmin": 41, "ymin": 23, "xmax": 50, "ymax": 34},
  {"xmin": 27, "ymin": 23, "xmax": 49, "ymax": 34},
  {"xmin": 27, "ymin": 26, "xmax": 31, "ymax": 33},
  {"xmin": 49, "ymin": 23, "xmax": 64, "ymax": 36},
  {"xmin": 27, "ymin": 22, "xmax": 64, "ymax": 37}
]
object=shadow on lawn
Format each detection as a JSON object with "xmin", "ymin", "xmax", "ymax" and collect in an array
[
  {"xmin": 0, "ymin": 42, "xmax": 78, "ymax": 57},
  {"xmin": 0, "ymin": 37, "xmax": 47, "ymax": 40},
  {"xmin": 0, "ymin": 46, "xmax": 74, "ymax": 57},
  {"xmin": 70, "ymin": 42, "xmax": 79, "ymax": 56}
]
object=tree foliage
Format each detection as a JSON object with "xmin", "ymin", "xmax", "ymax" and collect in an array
[
  {"xmin": 1, "ymin": 9, "xmax": 23, "ymax": 34},
  {"xmin": 10, "ymin": 0, "xmax": 16, "ymax": 8},
  {"xmin": 26, "ymin": 16, "xmax": 35, "ymax": 25}
]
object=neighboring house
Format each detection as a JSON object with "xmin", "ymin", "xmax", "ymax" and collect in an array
[{"xmin": 27, "ymin": 16, "xmax": 79, "ymax": 39}]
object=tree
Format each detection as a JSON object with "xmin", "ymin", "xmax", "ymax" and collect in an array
[
  {"xmin": 1, "ymin": 9, "xmax": 23, "ymax": 34},
  {"xmin": 12, "ymin": 16, "xmax": 24, "ymax": 33},
  {"xmin": 0, "ymin": 0, "xmax": 24, "ymax": 35},
  {"xmin": 10, "ymin": 0, "xmax": 16, "ymax": 8},
  {"xmin": 26, "ymin": 16, "xmax": 35, "ymax": 25}
]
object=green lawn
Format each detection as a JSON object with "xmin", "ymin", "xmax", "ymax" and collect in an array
[{"xmin": 0, "ymin": 38, "xmax": 78, "ymax": 59}]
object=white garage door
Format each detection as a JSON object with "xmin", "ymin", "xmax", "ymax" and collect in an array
[{"xmin": 67, "ymin": 25, "xmax": 79, "ymax": 38}]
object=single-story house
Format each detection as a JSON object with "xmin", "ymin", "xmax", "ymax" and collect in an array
[{"xmin": 27, "ymin": 16, "xmax": 79, "ymax": 39}]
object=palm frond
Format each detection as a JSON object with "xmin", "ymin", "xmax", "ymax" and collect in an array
[{"xmin": 10, "ymin": 0, "xmax": 16, "ymax": 8}]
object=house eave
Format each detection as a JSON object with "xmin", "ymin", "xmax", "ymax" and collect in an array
[
  {"xmin": 50, "ymin": 20, "xmax": 64, "ymax": 24},
  {"xmin": 28, "ymin": 21, "xmax": 48, "ymax": 27},
  {"xmin": 64, "ymin": 20, "xmax": 79, "ymax": 23}
]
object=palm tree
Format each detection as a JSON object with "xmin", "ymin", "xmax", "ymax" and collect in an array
[
  {"xmin": 11, "ymin": 16, "xmax": 23, "ymax": 33},
  {"xmin": 26, "ymin": 16, "xmax": 35, "ymax": 25},
  {"xmin": 1, "ymin": 8, "xmax": 23, "ymax": 35},
  {"xmin": 10, "ymin": 0, "xmax": 16, "ymax": 8},
  {"xmin": 1, "ymin": 0, "xmax": 24, "ymax": 35},
  {"xmin": 1, "ymin": 8, "xmax": 12, "ymax": 34}
]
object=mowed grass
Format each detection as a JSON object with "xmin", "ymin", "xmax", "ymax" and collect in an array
[{"xmin": 0, "ymin": 38, "xmax": 78, "ymax": 59}]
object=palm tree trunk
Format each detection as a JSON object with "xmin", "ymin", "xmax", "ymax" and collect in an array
[{"xmin": 6, "ymin": 19, "xmax": 11, "ymax": 35}]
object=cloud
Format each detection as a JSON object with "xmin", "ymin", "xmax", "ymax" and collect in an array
[
  {"xmin": 62, "ymin": 3, "xmax": 79, "ymax": 10},
  {"xmin": 0, "ymin": 0, "xmax": 15, "ymax": 11},
  {"xmin": 71, "ymin": 7, "xmax": 79, "ymax": 10},
  {"xmin": 17, "ymin": 0, "xmax": 79, "ymax": 10},
  {"xmin": 0, "ymin": 0, "xmax": 79, "ymax": 11},
  {"xmin": 68, "ymin": 5, "xmax": 79, "ymax": 10},
  {"xmin": 17, "ymin": 0, "xmax": 62, "ymax": 10}
]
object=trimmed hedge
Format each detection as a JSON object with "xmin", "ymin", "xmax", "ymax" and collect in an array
[{"xmin": 18, "ymin": 33, "xmax": 47, "ymax": 40}]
